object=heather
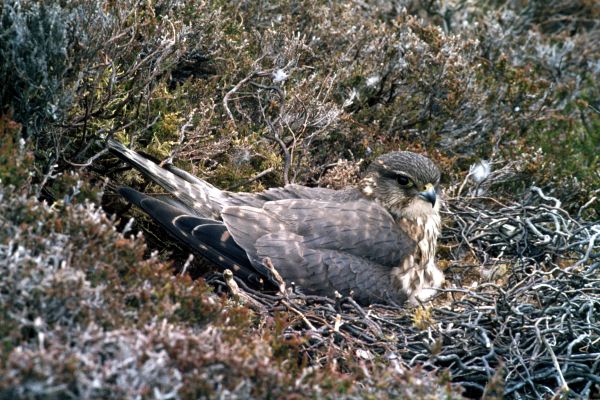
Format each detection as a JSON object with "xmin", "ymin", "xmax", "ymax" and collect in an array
[{"xmin": 0, "ymin": 0, "xmax": 598, "ymax": 398}]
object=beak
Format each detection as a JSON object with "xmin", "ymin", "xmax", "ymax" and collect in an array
[{"xmin": 419, "ymin": 184, "xmax": 437, "ymax": 207}]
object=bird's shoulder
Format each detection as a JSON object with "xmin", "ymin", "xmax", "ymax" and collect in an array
[{"xmin": 224, "ymin": 183, "xmax": 365, "ymax": 208}]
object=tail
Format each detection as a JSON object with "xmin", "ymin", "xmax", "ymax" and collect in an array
[{"xmin": 107, "ymin": 139, "xmax": 225, "ymax": 219}]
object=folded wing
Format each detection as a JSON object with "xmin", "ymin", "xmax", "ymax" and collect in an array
[
  {"xmin": 117, "ymin": 187, "xmax": 262, "ymax": 283},
  {"xmin": 222, "ymin": 199, "xmax": 416, "ymax": 304}
]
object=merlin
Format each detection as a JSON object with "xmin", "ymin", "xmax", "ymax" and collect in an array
[{"xmin": 108, "ymin": 140, "xmax": 443, "ymax": 305}]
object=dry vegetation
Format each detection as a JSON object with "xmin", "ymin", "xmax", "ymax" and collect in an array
[{"xmin": 0, "ymin": 0, "xmax": 598, "ymax": 398}]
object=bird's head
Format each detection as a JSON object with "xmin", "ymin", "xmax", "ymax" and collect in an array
[{"xmin": 360, "ymin": 151, "xmax": 441, "ymax": 220}]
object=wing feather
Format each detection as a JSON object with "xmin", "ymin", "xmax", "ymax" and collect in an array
[
  {"xmin": 220, "ymin": 198, "xmax": 416, "ymax": 304},
  {"xmin": 255, "ymin": 232, "xmax": 407, "ymax": 304},
  {"xmin": 117, "ymin": 187, "xmax": 258, "ymax": 281},
  {"xmin": 259, "ymin": 199, "xmax": 416, "ymax": 267}
]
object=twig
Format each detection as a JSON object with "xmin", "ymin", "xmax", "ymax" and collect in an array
[{"xmin": 227, "ymin": 167, "xmax": 274, "ymax": 191}]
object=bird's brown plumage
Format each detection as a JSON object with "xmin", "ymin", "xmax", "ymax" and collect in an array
[{"xmin": 108, "ymin": 139, "xmax": 443, "ymax": 305}]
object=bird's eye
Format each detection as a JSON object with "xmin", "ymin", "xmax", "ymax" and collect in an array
[{"xmin": 396, "ymin": 175, "xmax": 412, "ymax": 186}]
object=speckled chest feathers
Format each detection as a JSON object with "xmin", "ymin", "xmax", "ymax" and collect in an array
[{"xmin": 360, "ymin": 151, "xmax": 444, "ymax": 304}]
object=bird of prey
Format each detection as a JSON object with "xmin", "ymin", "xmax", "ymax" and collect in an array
[{"xmin": 107, "ymin": 139, "xmax": 444, "ymax": 305}]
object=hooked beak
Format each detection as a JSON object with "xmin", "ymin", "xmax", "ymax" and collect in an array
[{"xmin": 419, "ymin": 184, "xmax": 437, "ymax": 207}]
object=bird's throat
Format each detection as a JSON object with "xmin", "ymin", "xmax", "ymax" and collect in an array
[{"xmin": 393, "ymin": 209, "xmax": 443, "ymax": 304}]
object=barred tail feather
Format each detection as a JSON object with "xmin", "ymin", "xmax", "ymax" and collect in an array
[{"xmin": 108, "ymin": 139, "xmax": 225, "ymax": 219}]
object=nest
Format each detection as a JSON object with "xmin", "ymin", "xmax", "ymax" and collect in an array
[{"xmin": 207, "ymin": 187, "xmax": 599, "ymax": 399}]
